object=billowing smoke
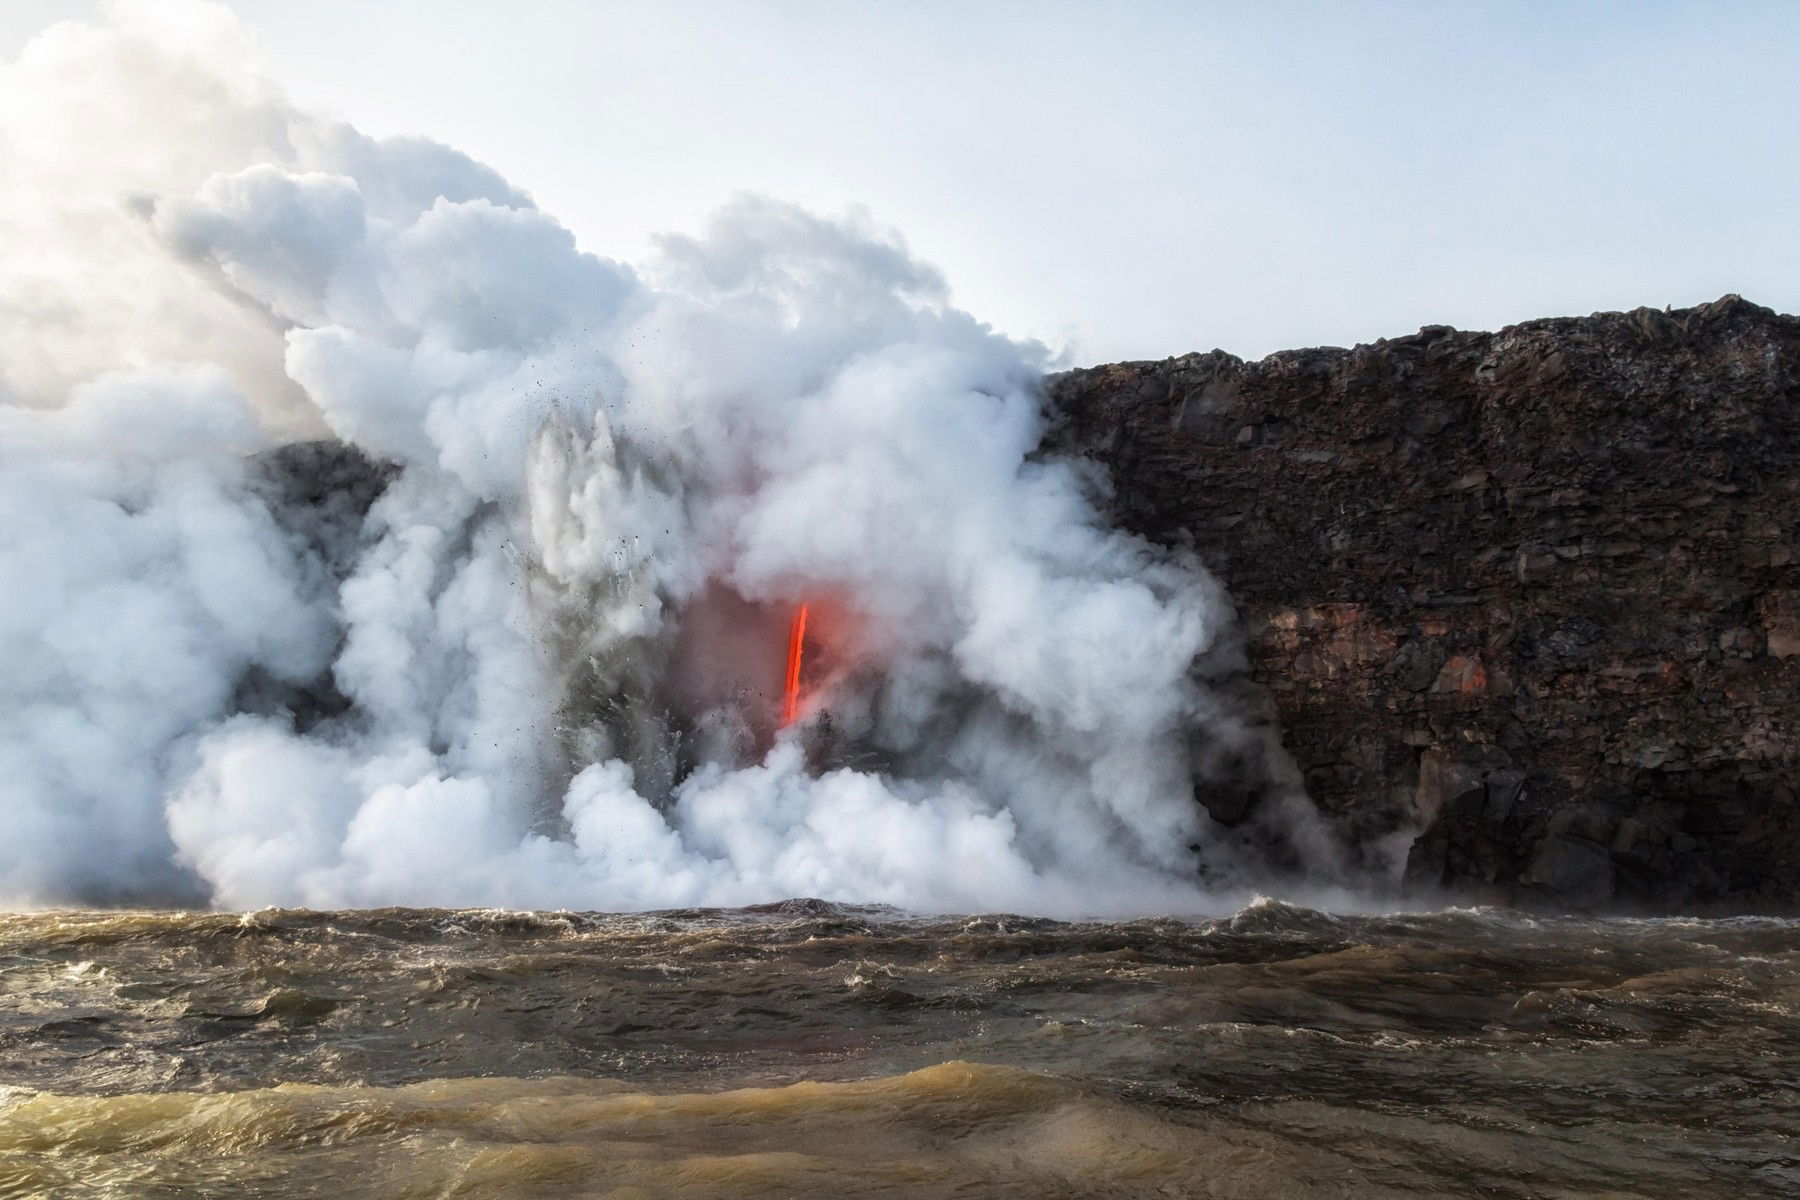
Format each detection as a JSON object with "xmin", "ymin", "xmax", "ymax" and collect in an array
[{"xmin": 1, "ymin": 2, "xmax": 1340, "ymax": 915}]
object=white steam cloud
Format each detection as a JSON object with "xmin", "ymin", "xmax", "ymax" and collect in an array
[{"xmin": 1, "ymin": 2, "xmax": 1338, "ymax": 915}]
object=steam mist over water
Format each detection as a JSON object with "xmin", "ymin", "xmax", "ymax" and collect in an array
[{"xmin": 0, "ymin": 3, "xmax": 1339, "ymax": 915}]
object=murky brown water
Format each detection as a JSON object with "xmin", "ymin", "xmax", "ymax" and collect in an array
[{"xmin": 1, "ymin": 900, "xmax": 1795, "ymax": 1198}]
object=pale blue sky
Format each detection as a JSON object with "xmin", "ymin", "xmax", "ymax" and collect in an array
[{"xmin": 5, "ymin": 0, "xmax": 1797, "ymax": 362}]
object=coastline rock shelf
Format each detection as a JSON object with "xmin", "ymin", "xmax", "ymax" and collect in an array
[{"xmin": 1051, "ymin": 295, "xmax": 1800, "ymax": 911}]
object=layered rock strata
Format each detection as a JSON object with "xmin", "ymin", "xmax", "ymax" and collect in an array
[{"xmin": 1051, "ymin": 295, "xmax": 1800, "ymax": 910}]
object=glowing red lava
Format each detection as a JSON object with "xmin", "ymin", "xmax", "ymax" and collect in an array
[{"xmin": 780, "ymin": 603, "xmax": 809, "ymax": 726}]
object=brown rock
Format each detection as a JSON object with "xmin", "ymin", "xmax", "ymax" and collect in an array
[
  {"xmin": 1757, "ymin": 590, "xmax": 1800, "ymax": 659},
  {"xmin": 1522, "ymin": 835, "xmax": 1616, "ymax": 908}
]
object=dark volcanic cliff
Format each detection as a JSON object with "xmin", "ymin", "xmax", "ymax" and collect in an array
[{"xmin": 1052, "ymin": 295, "xmax": 1800, "ymax": 911}]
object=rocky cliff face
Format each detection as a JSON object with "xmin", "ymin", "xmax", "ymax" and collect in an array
[{"xmin": 1051, "ymin": 295, "xmax": 1800, "ymax": 911}]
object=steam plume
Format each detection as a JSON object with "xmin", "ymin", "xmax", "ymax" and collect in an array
[{"xmin": 0, "ymin": 2, "xmax": 1336, "ymax": 915}]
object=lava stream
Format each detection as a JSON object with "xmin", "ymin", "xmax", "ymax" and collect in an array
[{"xmin": 781, "ymin": 603, "xmax": 809, "ymax": 726}]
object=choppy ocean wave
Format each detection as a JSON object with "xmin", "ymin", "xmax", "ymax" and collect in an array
[{"xmin": 2, "ymin": 902, "xmax": 1796, "ymax": 1196}]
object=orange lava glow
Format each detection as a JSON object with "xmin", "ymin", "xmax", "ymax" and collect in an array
[{"xmin": 780, "ymin": 603, "xmax": 809, "ymax": 726}]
